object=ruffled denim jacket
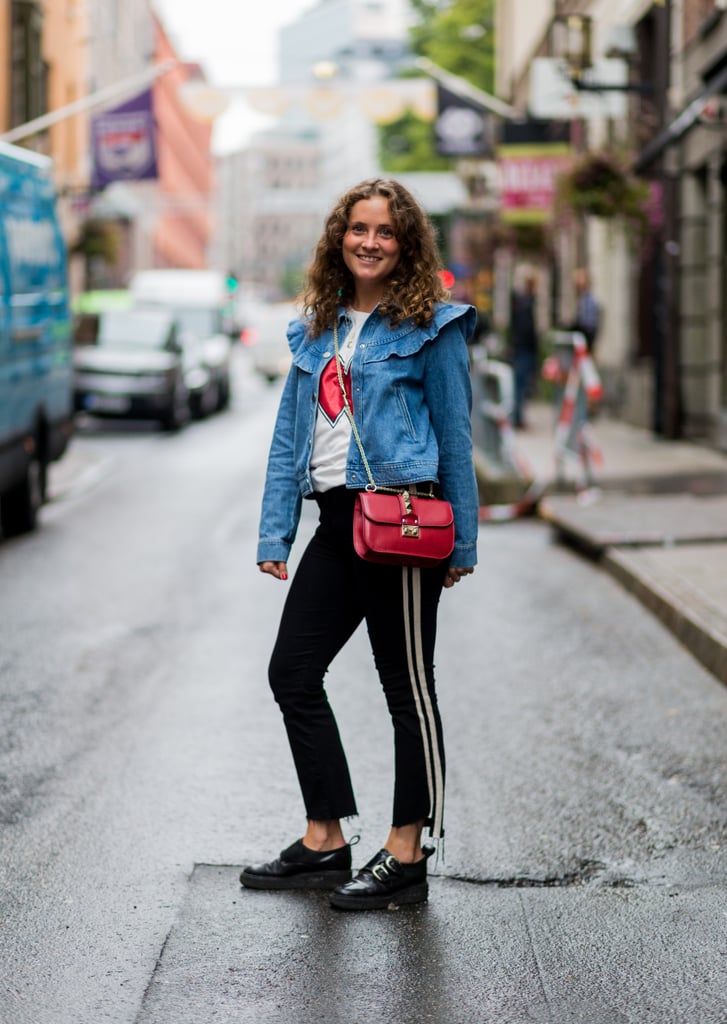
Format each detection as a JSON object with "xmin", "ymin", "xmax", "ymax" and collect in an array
[{"xmin": 257, "ymin": 302, "xmax": 479, "ymax": 568}]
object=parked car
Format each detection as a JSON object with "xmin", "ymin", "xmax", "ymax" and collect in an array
[
  {"xmin": 0, "ymin": 141, "xmax": 73, "ymax": 536},
  {"xmin": 246, "ymin": 301, "xmax": 298, "ymax": 382},
  {"xmin": 73, "ymin": 289, "xmax": 214, "ymax": 420},
  {"xmin": 73, "ymin": 308, "xmax": 189, "ymax": 431},
  {"xmin": 179, "ymin": 331, "xmax": 218, "ymax": 419},
  {"xmin": 130, "ymin": 270, "xmax": 234, "ymax": 411}
]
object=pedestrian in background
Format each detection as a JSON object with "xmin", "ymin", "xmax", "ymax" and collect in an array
[
  {"xmin": 509, "ymin": 271, "xmax": 540, "ymax": 429},
  {"xmin": 571, "ymin": 267, "xmax": 600, "ymax": 354},
  {"xmin": 240, "ymin": 178, "xmax": 478, "ymax": 911}
]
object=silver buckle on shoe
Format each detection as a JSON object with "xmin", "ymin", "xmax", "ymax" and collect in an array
[{"xmin": 372, "ymin": 855, "xmax": 398, "ymax": 881}]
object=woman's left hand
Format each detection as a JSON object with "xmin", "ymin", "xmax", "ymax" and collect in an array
[{"xmin": 444, "ymin": 566, "xmax": 474, "ymax": 588}]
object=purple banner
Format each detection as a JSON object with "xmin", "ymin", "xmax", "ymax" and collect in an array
[{"xmin": 91, "ymin": 88, "xmax": 158, "ymax": 189}]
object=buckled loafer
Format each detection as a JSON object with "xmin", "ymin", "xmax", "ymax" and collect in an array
[
  {"xmin": 239, "ymin": 839, "xmax": 352, "ymax": 891},
  {"xmin": 329, "ymin": 845, "xmax": 434, "ymax": 910}
]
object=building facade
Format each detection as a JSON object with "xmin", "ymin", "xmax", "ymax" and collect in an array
[
  {"xmin": 84, "ymin": 6, "xmax": 215, "ymax": 276},
  {"xmin": 218, "ymin": 0, "xmax": 419, "ymax": 297},
  {"xmin": 218, "ymin": 131, "xmax": 325, "ymax": 298},
  {"xmin": 1, "ymin": 2, "xmax": 216, "ymax": 290},
  {"xmin": 665, "ymin": 0, "xmax": 727, "ymax": 447},
  {"xmin": 0, "ymin": 0, "xmax": 89, "ymax": 289},
  {"xmin": 495, "ymin": 0, "xmax": 727, "ymax": 449},
  {"xmin": 151, "ymin": 16, "xmax": 213, "ymax": 270}
]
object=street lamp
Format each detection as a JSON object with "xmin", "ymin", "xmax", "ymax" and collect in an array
[
  {"xmin": 552, "ymin": 14, "xmax": 652, "ymax": 94},
  {"xmin": 552, "ymin": 14, "xmax": 594, "ymax": 82}
]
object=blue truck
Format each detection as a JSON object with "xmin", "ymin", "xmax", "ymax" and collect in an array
[{"xmin": 0, "ymin": 141, "xmax": 73, "ymax": 536}]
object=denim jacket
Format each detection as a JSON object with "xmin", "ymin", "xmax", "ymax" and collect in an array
[{"xmin": 257, "ymin": 302, "xmax": 479, "ymax": 568}]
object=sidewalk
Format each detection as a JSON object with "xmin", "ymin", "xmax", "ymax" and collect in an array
[{"xmin": 478, "ymin": 401, "xmax": 727, "ymax": 687}]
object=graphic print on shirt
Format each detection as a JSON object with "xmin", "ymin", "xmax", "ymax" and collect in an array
[{"xmin": 318, "ymin": 353, "xmax": 354, "ymax": 427}]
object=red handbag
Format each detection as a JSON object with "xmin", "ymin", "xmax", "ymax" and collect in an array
[
  {"xmin": 332, "ymin": 321, "xmax": 454, "ymax": 568},
  {"xmin": 353, "ymin": 489, "xmax": 454, "ymax": 567}
]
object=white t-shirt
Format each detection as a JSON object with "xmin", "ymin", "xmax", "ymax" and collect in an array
[{"xmin": 310, "ymin": 309, "xmax": 369, "ymax": 492}]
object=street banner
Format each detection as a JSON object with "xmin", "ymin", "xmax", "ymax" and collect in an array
[
  {"xmin": 434, "ymin": 83, "xmax": 494, "ymax": 158},
  {"xmin": 91, "ymin": 88, "xmax": 158, "ymax": 189},
  {"xmin": 497, "ymin": 143, "xmax": 572, "ymax": 223}
]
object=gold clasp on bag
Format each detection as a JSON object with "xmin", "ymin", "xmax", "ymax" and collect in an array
[{"xmin": 400, "ymin": 491, "xmax": 420, "ymax": 538}]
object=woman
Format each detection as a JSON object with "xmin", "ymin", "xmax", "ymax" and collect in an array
[{"xmin": 240, "ymin": 178, "xmax": 478, "ymax": 911}]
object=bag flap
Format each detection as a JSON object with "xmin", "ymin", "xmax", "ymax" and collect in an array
[{"xmin": 358, "ymin": 492, "xmax": 454, "ymax": 529}]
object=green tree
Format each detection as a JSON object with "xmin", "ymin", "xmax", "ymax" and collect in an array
[
  {"xmin": 378, "ymin": 0, "xmax": 496, "ymax": 172},
  {"xmin": 409, "ymin": 0, "xmax": 495, "ymax": 94},
  {"xmin": 379, "ymin": 109, "xmax": 452, "ymax": 173},
  {"xmin": 71, "ymin": 218, "xmax": 121, "ymax": 292}
]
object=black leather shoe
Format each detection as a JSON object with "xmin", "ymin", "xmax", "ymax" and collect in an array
[
  {"xmin": 239, "ymin": 839, "xmax": 352, "ymax": 891},
  {"xmin": 329, "ymin": 845, "xmax": 434, "ymax": 910}
]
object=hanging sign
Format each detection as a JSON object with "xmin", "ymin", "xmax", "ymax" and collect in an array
[
  {"xmin": 434, "ymin": 83, "xmax": 494, "ymax": 158},
  {"xmin": 91, "ymin": 88, "xmax": 158, "ymax": 189}
]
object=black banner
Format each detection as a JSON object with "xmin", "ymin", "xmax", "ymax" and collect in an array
[{"xmin": 434, "ymin": 83, "xmax": 494, "ymax": 158}]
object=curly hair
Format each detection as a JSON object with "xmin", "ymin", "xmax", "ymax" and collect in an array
[{"xmin": 301, "ymin": 178, "xmax": 448, "ymax": 338}]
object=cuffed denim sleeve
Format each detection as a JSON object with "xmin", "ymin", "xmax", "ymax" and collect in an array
[
  {"xmin": 423, "ymin": 308, "xmax": 479, "ymax": 567},
  {"xmin": 256, "ymin": 367, "xmax": 304, "ymax": 564}
]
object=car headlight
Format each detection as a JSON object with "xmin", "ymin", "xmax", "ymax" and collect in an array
[{"xmin": 185, "ymin": 368, "xmax": 210, "ymax": 390}]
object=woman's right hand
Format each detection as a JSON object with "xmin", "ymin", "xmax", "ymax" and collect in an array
[{"xmin": 259, "ymin": 561, "xmax": 289, "ymax": 581}]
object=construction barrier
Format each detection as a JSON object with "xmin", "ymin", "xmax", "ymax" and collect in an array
[
  {"xmin": 471, "ymin": 344, "xmax": 544, "ymax": 521},
  {"xmin": 542, "ymin": 331, "xmax": 603, "ymax": 490}
]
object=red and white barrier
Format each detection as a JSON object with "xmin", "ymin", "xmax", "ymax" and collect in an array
[{"xmin": 547, "ymin": 332, "xmax": 603, "ymax": 489}]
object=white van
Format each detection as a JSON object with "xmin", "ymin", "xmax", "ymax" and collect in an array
[{"xmin": 245, "ymin": 301, "xmax": 298, "ymax": 383}]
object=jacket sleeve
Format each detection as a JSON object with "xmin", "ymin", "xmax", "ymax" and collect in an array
[
  {"xmin": 256, "ymin": 366, "xmax": 303, "ymax": 564},
  {"xmin": 423, "ymin": 308, "xmax": 479, "ymax": 567}
]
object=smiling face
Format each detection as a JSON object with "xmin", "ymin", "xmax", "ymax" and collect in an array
[{"xmin": 342, "ymin": 196, "xmax": 401, "ymax": 311}]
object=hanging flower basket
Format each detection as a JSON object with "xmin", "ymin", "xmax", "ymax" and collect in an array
[{"xmin": 555, "ymin": 150, "xmax": 650, "ymax": 230}]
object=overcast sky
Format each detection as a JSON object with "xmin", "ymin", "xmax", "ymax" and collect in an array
[{"xmin": 152, "ymin": 0, "xmax": 314, "ymax": 151}]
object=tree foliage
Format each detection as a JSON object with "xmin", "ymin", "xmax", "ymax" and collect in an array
[
  {"xmin": 72, "ymin": 218, "xmax": 120, "ymax": 263},
  {"xmin": 409, "ymin": 0, "xmax": 496, "ymax": 94},
  {"xmin": 379, "ymin": 110, "xmax": 452, "ymax": 173},
  {"xmin": 72, "ymin": 218, "xmax": 122, "ymax": 291},
  {"xmin": 378, "ymin": 0, "xmax": 496, "ymax": 172}
]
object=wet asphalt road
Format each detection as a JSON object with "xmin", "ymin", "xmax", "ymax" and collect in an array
[{"xmin": 1, "ymin": 351, "xmax": 726, "ymax": 1024}]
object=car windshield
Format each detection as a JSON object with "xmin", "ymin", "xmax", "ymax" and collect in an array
[
  {"xmin": 97, "ymin": 310, "xmax": 172, "ymax": 349},
  {"xmin": 173, "ymin": 308, "xmax": 219, "ymax": 336}
]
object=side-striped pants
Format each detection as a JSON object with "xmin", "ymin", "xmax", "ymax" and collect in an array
[{"xmin": 268, "ymin": 485, "xmax": 447, "ymax": 838}]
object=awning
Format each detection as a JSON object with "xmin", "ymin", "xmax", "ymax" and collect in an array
[{"xmin": 634, "ymin": 60, "xmax": 727, "ymax": 173}]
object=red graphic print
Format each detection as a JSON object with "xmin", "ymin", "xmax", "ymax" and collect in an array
[{"xmin": 318, "ymin": 356, "xmax": 353, "ymax": 426}]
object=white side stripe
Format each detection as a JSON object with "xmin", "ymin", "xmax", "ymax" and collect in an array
[{"xmin": 402, "ymin": 567, "xmax": 445, "ymax": 837}]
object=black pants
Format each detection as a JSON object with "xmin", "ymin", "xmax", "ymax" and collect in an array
[{"xmin": 268, "ymin": 486, "xmax": 447, "ymax": 838}]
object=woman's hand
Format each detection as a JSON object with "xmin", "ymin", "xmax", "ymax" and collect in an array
[
  {"xmin": 259, "ymin": 561, "xmax": 289, "ymax": 581},
  {"xmin": 444, "ymin": 566, "xmax": 474, "ymax": 589}
]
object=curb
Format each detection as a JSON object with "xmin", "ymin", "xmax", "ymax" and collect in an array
[{"xmin": 603, "ymin": 546, "xmax": 727, "ymax": 687}]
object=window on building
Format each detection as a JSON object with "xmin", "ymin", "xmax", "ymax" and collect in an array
[{"xmin": 11, "ymin": 0, "xmax": 47, "ymax": 128}]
